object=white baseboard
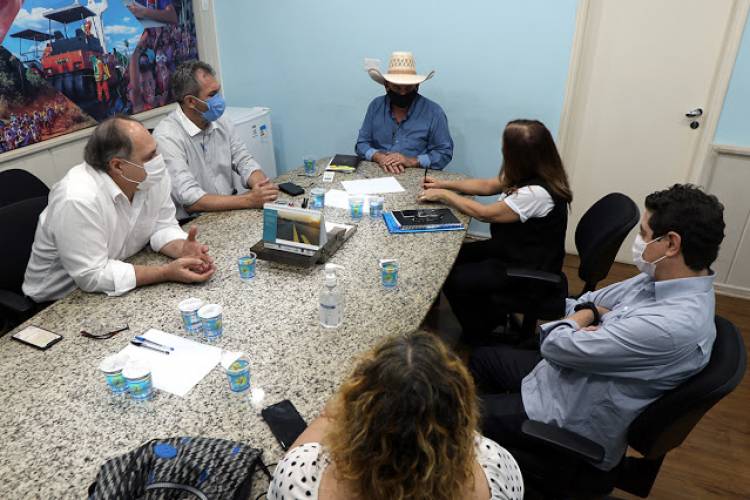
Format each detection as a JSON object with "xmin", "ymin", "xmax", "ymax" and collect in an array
[{"xmin": 714, "ymin": 282, "xmax": 750, "ymax": 300}]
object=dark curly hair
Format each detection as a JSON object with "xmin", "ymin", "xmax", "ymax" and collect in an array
[
  {"xmin": 326, "ymin": 332, "xmax": 479, "ymax": 500},
  {"xmin": 645, "ymin": 184, "xmax": 725, "ymax": 271}
]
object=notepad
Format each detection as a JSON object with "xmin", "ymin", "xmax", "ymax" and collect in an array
[
  {"xmin": 118, "ymin": 329, "xmax": 222, "ymax": 397},
  {"xmin": 326, "ymin": 154, "xmax": 361, "ymax": 172}
]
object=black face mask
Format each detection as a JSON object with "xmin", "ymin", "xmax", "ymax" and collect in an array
[{"xmin": 387, "ymin": 89, "xmax": 418, "ymax": 109}]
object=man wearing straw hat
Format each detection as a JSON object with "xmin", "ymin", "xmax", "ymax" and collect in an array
[{"xmin": 356, "ymin": 52, "xmax": 454, "ymax": 174}]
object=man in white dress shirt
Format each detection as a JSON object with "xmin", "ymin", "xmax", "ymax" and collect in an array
[
  {"xmin": 153, "ymin": 61, "xmax": 279, "ymax": 221},
  {"xmin": 23, "ymin": 116, "xmax": 215, "ymax": 303}
]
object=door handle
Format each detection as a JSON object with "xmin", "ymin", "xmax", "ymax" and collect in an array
[{"xmin": 686, "ymin": 108, "xmax": 703, "ymax": 118}]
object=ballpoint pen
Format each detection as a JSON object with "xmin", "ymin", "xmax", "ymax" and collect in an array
[
  {"xmin": 131, "ymin": 339, "xmax": 170, "ymax": 354},
  {"xmin": 134, "ymin": 335, "xmax": 174, "ymax": 351}
]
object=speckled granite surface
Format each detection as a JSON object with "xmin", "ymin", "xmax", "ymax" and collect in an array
[{"xmin": 0, "ymin": 160, "xmax": 468, "ymax": 499}]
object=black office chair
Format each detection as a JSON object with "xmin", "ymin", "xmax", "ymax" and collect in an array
[
  {"xmin": 491, "ymin": 193, "xmax": 639, "ymax": 338},
  {"xmin": 0, "ymin": 196, "xmax": 48, "ymax": 333},
  {"xmin": 574, "ymin": 192, "xmax": 640, "ymax": 297},
  {"xmin": 0, "ymin": 169, "xmax": 49, "ymax": 208},
  {"xmin": 509, "ymin": 315, "xmax": 747, "ymax": 499}
]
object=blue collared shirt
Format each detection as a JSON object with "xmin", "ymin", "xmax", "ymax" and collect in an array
[
  {"xmin": 355, "ymin": 94, "xmax": 454, "ymax": 170},
  {"xmin": 522, "ymin": 272, "xmax": 716, "ymax": 470}
]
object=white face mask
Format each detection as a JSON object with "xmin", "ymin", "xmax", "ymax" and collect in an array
[
  {"xmin": 631, "ymin": 233, "xmax": 667, "ymax": 278},
  {"xmin": 120, "ymin": 154, "xmax": 166, "ymax": 191}
]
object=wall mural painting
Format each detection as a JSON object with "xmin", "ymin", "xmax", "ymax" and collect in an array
[{"xmin": 0, "ymin": 0, "xmax": 199, "ymax": 154}]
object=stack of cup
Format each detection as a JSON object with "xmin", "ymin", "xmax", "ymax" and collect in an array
[
  {"xmin": 303, "ymin": 155, "xmax": 316, "ymax": 177},
  {"xmin": 310, "ymin": 187, "xmax": 325, "ymax": 209},
  {"xmin": 238, "ymin": 254, "xmax": 256, "ymax": 282},
  {"xmin": 369, "ymin": 196, "xmax": 384, "ymax": 219},
  {"xmin": 198, "ymin": 304, "xmax": 223, "ymax": 342},
  {"xmin": 349, "ymin": 195, "xmax": 364, "ymax": 220},
  {"xmin": 379, "ymin": 259, "xmax": 399, "ymax": 290},
  {"xmin": 99, "ymin": 353, "xmax": 129, "ymax": 395},
  {"xmin": 179, "ymin": 297, "xmax": 204, "ymax": 335},
  {"xmin": 122, "ymin": 360, "xmax": 153, "ymax": 402}
]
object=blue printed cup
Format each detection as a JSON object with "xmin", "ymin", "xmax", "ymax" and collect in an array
[
  {"xmin": 303, "ymin": 155, "xmax": 316, "ymax": 177},
  {"xmin": 369, "ymin": 196, "xmax": 384, "ymax": 219},
  {"xmin": 380, "ymin": 260, "xmax": 399, "ymax": 289},
  {"xmin": 310, "ymin": 187, "xmax": 325, "ymax": 209},
  {"xmin": 198, "ymin": 304, "xmax": 223, "ymax": 342},
  {"xmin": 99, "ymin": 354, "xmax": 129, "ymax": 395},
  {"xmin": 238, "ymin": 254, "xmax": 256, "ymax": 282},
  {"xmin": 178, "ymin": 297, "xmax": 204, "ymax": 335},
  {"xmin": 123, "ymin": 362, "xmax": 153, "ymax": 402},
  {"xmin": 349, "ymin": 195, "xmax": 364, "ymax": 220},
  {"xmin": 225, "ymin": 356, "xmax": 251, "ymax": 393}
]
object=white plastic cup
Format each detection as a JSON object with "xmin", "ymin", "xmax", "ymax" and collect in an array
[
  {"xmin": 179, "ymin": 297, "xmax": 204, "ymax": 335},
  {"xmin": 123, "ymin": 361, "xmax": 153, "ymax": 402},
  {"xmin": 198, "ymin": 304, "xmax": 223, "ymax": 342},
  {"xmin": 99, "ymin": 354, "xmax": 129, "ymax": 395}
]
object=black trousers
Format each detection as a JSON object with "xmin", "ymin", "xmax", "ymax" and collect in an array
[
  {"xmin": 469, "ymin": 345, "xmax": 542, "ymax": 448},
  {"xmin": 443, "ymin": 239, "xmax": 510, "ymax": 337}
]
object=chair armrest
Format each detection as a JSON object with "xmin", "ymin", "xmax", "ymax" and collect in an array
[
  {"xmin": 0, "ymin": 290, "xmax": 35, "ymax": 314},
  {"xmin": 506, "ymin": 267, "xmax": 564, "ymax": 286},
  {"xmin": 521, "ymin": 420, "xmax": 605, "ymax": 463}
]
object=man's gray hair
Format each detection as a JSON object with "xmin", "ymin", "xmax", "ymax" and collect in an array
[
  {"xmin": 171, "ymin": 60, "xmax": 216, "ymax": 102},
  {"xmin": 83, "ymin": 115, "xmax": 139, "ymax": 171}
]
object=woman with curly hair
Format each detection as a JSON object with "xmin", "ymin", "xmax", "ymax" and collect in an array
[{"xmin": 267, "ymin": 332, "xmax": 523, "ymax": 500}]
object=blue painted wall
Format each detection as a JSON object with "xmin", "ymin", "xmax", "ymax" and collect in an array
[
  {"xmin": 215, "ymin": 0, "xmax": 578, "ymax": 233},
  {"xmin": 716, "ymin": 17, "xmax": 750, "ymax": 146}
]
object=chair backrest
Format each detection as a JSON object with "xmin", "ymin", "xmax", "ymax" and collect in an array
[
  {"xmin": 574, "ymin": 193, "xmax": 639, "ymax": 295},
  {"xmin": 628, "ymin": 315, "xmax": 747, "ymax": 458},
  {"xmin": 0, "ymin": 196, "xmax": 48, "ymax": 294},
  {"xmin": 0, "ymin": 169, "xmax": 49, "ymax": 209}
]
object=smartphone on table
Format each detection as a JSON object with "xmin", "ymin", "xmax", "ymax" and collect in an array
[
  {"xmin": 261, "ymin": 399, "xmax": 308, "ymax": 450},
  {"xmin": 12, "ymin": 325, "xmax": 63, "ymax": 350}
]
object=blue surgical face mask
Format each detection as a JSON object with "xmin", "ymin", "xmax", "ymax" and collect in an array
[{"xmin": 191, "ymin": 94, "xmax": 225, "ymax": 122}]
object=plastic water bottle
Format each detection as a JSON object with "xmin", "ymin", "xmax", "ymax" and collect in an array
[{"xmin": 320, "ymin": 263, "xmax": 343, "ymax": 328}]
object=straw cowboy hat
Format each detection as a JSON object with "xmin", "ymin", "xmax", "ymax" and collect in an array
[{"xmin": 368, "ymin": 51, "xmax": 435, "ymax": 86}]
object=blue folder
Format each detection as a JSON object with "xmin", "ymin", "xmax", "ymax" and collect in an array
[{"xmin": 382, "ymin": 211, "xmax": 465, "ymax": 234}]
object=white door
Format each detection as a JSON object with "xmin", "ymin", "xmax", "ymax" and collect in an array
[{"xmin": 559, "ymin": 0, "xmax": 746, "ymax": 262}]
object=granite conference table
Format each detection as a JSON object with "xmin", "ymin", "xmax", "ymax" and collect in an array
[{"xmin": 0, "ymin": 160, "xmax": 470, "ymax": 498}]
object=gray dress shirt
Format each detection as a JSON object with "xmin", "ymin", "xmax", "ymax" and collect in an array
[
  {"xmin": 522, "ymin": 273, "xmax": 716, "ymax": 470},
  {"xmin": 153, "ymin": 106, "xmax": 262, "ymax": 220}
]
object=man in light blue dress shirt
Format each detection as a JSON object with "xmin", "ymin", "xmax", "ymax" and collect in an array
[
  {"xmin": 470, "ymin": 184, "xmax": 726, "ymax": 471},
  {"xmin": 355, "ymin": 52, "xmax": 453, "ymax": 174},
  {"xmin": 154, "ymin": 61, "xmax": 279, "ymax": 221}
]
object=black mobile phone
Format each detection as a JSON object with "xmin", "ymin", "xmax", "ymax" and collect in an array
[
  {"xmin": 278, "ymin": 182, "xmax": 305, "ymax": 197},
  {"xmin": 261, "ymin": 399, "xmax": 308, "ymax": 450},
  {"xmin": 12, "ymin": 325, "xmax": 63, "ymax": 350}
]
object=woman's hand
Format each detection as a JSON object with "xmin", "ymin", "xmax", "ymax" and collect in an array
[
  {"xmin": 422, "ymin": 175, "xmax": 444, "ymax": 190},
  {"xmin": 417, "ymin": 188, "xmax": 448, "ymax": 203}
]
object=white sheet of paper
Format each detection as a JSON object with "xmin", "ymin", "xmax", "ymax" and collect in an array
[
  {"xmin": 118, "ymin": 329, "xmax": 222, "ymax": 397},
  {"xmin": 324, "ymin": 189, "xmax": 351, "ymax": 209},
  {"xmin": 341, "ymin": 177, "xmax": 405, "ymax": 195}
]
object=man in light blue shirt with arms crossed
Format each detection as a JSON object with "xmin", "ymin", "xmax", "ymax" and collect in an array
[
  {"xmin": 469, "ymin": 184, "xmax": 726, "ymax": 471},
  {"xmin": 356, "ymin": 51, "xmax": 453, "ymax": 174}
]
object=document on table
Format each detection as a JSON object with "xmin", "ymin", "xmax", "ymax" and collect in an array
[
  {"xmin": 324, "ymin": 189, "xmax": 351, "ymax": 209},
  {"xmin": 341, "ymin": 176, "xmax": 405, "ymax": 195},
  {"xmin": 118, "ymin": 329, "xmax": 222, "ymax": 397}
]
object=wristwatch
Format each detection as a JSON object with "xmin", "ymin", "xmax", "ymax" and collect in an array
[{"xmin": 573, "ymin": 301, "xmax": 601, "ymax": 326}]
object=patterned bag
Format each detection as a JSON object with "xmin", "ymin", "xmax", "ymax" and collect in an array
[{"xmin": 88, "ymin": 436, "xmax": 270, "ymax": 500}]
